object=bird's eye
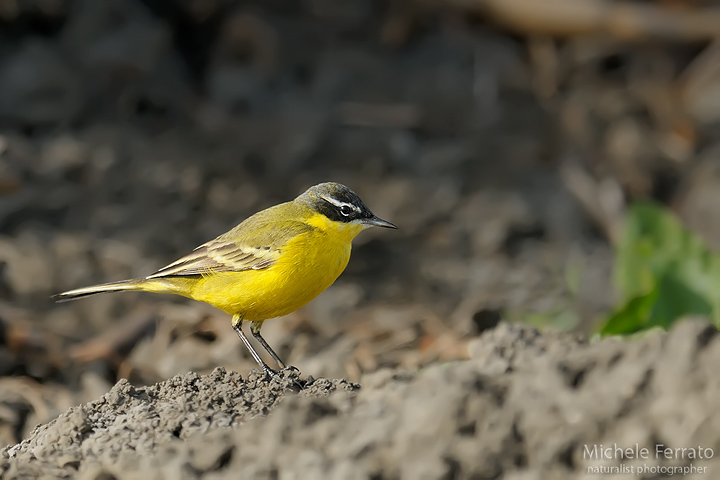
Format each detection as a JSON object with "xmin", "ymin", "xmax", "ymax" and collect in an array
[{"xmin": 339, "ymin": 205, "xmax": 353, "ymax": 216}]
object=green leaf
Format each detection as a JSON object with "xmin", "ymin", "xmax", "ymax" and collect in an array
[
  {"xmin": 600, "ymin": 288, "xmax": 658, "ymax": 336},
  {"xmin": 598, "ymin": 202, "xmax": 720, "ymax": 335}
]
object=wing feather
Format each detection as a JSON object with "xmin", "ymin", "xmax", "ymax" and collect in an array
[
  {"xmin": 145, "ymin": 216, "xmax": 315, "ymax": 279},
  {"xmin": 147, "ymin": 240, "xmax": 278, "ymax": 278}
]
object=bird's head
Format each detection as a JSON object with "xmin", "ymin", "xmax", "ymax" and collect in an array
[{"xmin": 297, "ymin": 182, "xmax": 397, "ymax": 230}]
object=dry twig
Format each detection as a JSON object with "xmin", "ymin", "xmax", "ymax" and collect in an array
[{"xmin": 426, "ymin": 0, "xmax": 720, "ymax": 41}]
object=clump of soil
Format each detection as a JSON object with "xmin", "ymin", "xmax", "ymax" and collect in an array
[
  {"xmin": 1, "ymin": 368, "xmax": 356, "ymax": 479},
  {"xmin": 4, "ymin": 320, "xmax": 720, "ymax": 479}
]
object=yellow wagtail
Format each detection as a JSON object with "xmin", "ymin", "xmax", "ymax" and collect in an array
[{"xmin": 54, "ymin": 182, "xmax": 397, "ymax": 376}]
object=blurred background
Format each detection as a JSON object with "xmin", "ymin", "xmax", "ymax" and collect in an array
[{"xmin": 1, "ymin": 0, "xmax": 720, "ymax": 445}]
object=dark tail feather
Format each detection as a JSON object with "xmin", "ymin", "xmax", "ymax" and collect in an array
[{"xmin": 52, "ymin": 279, "xmax": 144, "ymax": 303}]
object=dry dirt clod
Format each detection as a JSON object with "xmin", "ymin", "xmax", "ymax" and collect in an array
[{"xmin": 4, "ymin": 321, "xmax": 720, "ymax": 479}]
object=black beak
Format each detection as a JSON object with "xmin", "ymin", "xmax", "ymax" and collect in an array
[{"xmin": 364, "ymin": 216, "xmax": 397, "ymax": 229}]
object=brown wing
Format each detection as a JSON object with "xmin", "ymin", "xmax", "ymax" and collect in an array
[
  {"xmin": 146, "ymin": 240, "xmax": 278, "ymax": 278},
  {"xmin": 147, "ymin": 203, "xmax": 316, "ymax": 279}
]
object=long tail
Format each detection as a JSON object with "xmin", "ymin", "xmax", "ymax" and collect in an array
[{"xmin": 53, "ymin": 279, "xmax": 145, "ymax": 302}]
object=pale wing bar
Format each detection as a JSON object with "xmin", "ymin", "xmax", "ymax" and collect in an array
[{"xmin": 147, "ymin": 240, "xmax": 278, "ymax": 278}]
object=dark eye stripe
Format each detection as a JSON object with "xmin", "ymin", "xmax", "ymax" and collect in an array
[
  {"xmin": 315, "ymin": 192, "xmax": 373, "ymax": 223},
  {"xmin": 321, "ymin": 195, "xmax": 360, "ymax": 212}
]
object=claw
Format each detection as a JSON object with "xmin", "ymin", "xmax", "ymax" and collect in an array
[{"xmin": 232, "ymin": 316, "xmax": 305, "ymax": 391}]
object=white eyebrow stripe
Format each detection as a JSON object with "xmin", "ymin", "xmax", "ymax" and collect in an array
[{"xmin": 320, "ymin": 195, "xmax": 361, "ymax": 212}]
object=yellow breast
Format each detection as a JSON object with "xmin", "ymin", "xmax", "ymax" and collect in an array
[{"xmin": 188, "ymin": 214, "xmax": 364, "ymax": 321}]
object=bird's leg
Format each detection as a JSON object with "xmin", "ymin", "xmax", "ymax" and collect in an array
[
  {"xmin": 251, "ymin": 321, "xmax": 287, "ymax": 369},
  {"xmin": 251, "ymin": 320, "xmax": 305, "ymax": 391},
  {"xmin": 231, "ymin": 314, "xmax": 278, "ymax": 377}
]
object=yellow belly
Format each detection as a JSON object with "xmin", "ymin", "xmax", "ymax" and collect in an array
[{"xmin": 187, "ymin": 230, "xmax": 353, "ymax": 321}]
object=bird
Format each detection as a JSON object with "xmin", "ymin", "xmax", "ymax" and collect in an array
[{"xmin": 54, "ymin": 182, "xmax": 397, "ymax": 378}]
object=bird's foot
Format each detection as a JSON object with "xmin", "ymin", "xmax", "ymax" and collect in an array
[
  {"xmin": 250, "ymin": 365, "xmax": 305, "ymax": 391},
  {"xmin": 276, "ymin": 366, "xmax": 305, "ymax": 392}
]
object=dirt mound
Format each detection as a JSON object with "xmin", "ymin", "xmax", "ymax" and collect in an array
[
  {"xmin": 3, "ymin": 320, "xmax": 720, "ymax": 479},
  {"xmin": 1, "ymin": 368, "xmax": 357, "ymax": 479}
]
